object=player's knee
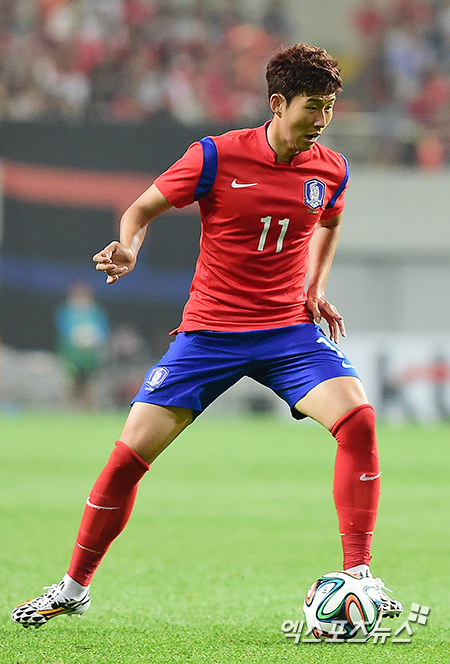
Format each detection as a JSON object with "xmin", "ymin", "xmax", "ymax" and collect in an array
[{"xmin": 331, "ymin": 404, "xmax": 377, "ymax": 451}]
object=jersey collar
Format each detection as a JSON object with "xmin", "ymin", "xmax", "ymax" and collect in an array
[{"xmin": 257, "ymin": 120, "xmax": 313, "ymax": 165}]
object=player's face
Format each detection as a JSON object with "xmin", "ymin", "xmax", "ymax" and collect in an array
[{"xmin": 271, "ymin": 92, "xmax": 336, "ymax": 158}]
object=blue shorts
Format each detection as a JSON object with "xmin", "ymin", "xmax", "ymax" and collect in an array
[{"xmin": 132, "ymin": 323, "xmax": 360, "ymax": 419}]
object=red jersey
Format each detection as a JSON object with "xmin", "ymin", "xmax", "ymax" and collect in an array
[{"xmin": 154, "ymin": 122, "xmax": 348, "ymax": 332}]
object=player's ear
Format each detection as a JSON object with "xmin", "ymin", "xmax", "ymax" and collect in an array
[{"xmin": 269, "ymin": 93, "xmax": 285, "ymax": 117}]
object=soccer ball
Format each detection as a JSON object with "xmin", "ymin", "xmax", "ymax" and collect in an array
[{"xmin": 303, "ymin": 571, "xmax": 383, "ymax": 641}]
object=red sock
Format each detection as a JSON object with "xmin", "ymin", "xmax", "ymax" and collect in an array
[
  {"xmin": 68, "ymin": 440, "xmax": 149, "ymax": 586},
  {"xmin": 331, "ymin": 404, "xmax": 380, "ymax": 570}
]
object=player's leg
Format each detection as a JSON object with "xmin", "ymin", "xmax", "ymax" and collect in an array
[
  {"xmin": 120, "ymin": 401, "xmax": 193, "ymax": 464},
  {"xmin": 293, "ymin": 375, "xmax": 369, "ymax": 430},
  {"xmin": 294, "ymin": 376, "xmax": 376, "ymax": 568},
  {"xmin": 67, "ymin": 403, "xmax": 193, "ymax": 585},
  {"xmin": 12, "ymin": 330, "xmax": 248, "ymax": 628},
  {"xmin": 250, "ymin": 323, "xmax": 401, "ymax": 617},
  {"xmin": 11, "ymin": 403, "xmax": 193, "ymax": 628},
  {"xmin": 294, "ymin": 377, "xmax": 402, "ymax": 617}
]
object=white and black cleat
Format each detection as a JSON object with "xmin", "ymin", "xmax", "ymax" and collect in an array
[{"xmin": 12, "ymin": 582, "xmax": 90, "ymax": 628}]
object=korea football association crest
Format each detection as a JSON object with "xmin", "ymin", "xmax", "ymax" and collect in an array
[
  {"xmin": 145, "ymin": 366, "xmax": 169, "ymax": 392},
  {"xmin": 304, "ymin": 178, "xmax": 326, "ymax": 210}
]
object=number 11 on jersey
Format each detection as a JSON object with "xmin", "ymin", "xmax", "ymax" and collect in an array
[{"xmin": 258, "ymin": 216, "xmax": 290, "ymax": 253}]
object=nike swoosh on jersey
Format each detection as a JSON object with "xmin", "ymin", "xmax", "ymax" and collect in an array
[{"xmin": 231, "ymin": 179, "xmax": 258, "ymax": 188}]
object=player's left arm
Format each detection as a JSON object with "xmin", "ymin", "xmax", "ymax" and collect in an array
[{"xmin": 306, "ymin": 213, "xmax": 345, "ymax": 343}]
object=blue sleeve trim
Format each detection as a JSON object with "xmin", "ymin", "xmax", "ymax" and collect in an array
[
  {"xmin": 325, "ymin": 154, "xmax": 349, "ymax": 210},
  {"xmin": 194, "ymin": 137, "xmax": 218, "ymax": 201}
]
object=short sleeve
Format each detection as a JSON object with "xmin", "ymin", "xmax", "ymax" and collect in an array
[
  {"xmin": 154, "ymin": 142, "xmax": 204, "ymax": 208},
  {"xmin": 321, "ymin": 154, "xmax": 349, "ymax": 220}
]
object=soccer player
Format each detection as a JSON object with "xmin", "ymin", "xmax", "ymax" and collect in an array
[{"xmin": 12, "ymin": 43, "xmax": 402, "ymax": 627}]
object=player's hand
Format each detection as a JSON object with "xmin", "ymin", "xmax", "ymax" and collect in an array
[
  {"xmin": 93, "ymin": 241, "xmax": 137, "ymax": 284},
  {"xmin": 306, "ymin": 291, "xmax": 346, "ymax": 344}
]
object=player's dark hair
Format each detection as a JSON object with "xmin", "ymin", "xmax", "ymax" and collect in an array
[{"xmin": 266, "ymin": 43, "xmax": 342, "ymax": 104}]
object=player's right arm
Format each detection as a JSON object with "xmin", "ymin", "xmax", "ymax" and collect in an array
[{"xmin": 93, "ymin": 184, "xmax": 173, "ymax": 284}]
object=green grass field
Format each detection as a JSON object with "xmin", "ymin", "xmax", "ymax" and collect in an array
[{"xmin": 0, "ymin": 411, "xmax": 449, "ymax": 663}]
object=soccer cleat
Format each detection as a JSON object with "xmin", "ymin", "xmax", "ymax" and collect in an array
[
  {"xmin": 11, "ymin": 581, "xmax": 90, "ymax": 628},
  {"xmin": 348, "ymin": 566, "xmax": 403, "ymax": 618},
  {"xmin": 372, "ymin": 578, "xmax": 403, "ymax": 618}
]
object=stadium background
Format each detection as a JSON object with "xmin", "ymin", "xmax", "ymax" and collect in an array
[{"xmin": 1, "ymin": 0, "xmax": 450, "ymax": 419}]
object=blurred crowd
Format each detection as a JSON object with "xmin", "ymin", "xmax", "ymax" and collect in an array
[
  {"xmin": 0, "ymin": 0, "xmax": 287, "ymax": 125},
  {"xmin": 0, "ymin": 0, "xmax": 450, "ymax": 164},
  {"xmin": 351, "ymin": 0, "xmax": 450, "ymax": 166}
]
